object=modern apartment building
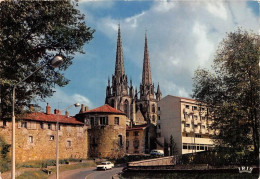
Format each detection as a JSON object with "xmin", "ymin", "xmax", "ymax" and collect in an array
[{"xmin": 157, "ymin": 95, "xmax": 215, "ymax": 155}]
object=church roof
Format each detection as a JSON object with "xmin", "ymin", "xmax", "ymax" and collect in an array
[
  {"xmin": 22, "ymin": 112, "xmax": 83, "ymax": 125},
  {"xmin": 84, "ymin": 104, "xmax": 126, "ymax": 115}
]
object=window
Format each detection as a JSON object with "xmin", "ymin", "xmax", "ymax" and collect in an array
[
  {"xmin": 3, "ymin": 120, "xmax": 7, "ymax": 127},
  {"xmin": 184, "ymin": 113, "xmax": 188, "ymax": 119},
  {"xmin": 195, "ymin": 134, "xmax": 201, "ymax": 138},
  {"xmin": 50, "ymin": 135, "xmax": 54, "ymax": 141},
  {"xmin": 29, "ymin": 136, "xmax": 33, "ymax": 143},
  {"xmin": 185, "ymin": 124, "xmax": 190, "ymax": 128},
  {"xmin": 21, "ymin": 122, "xmax": 27, "ymax": 128},
  {"xmin": 114, "ymin": 117, "xmax": 119, "ymax": 125},
  {"xmin": 158, "ymin": 116, "xmax": 160, "ymax": 120},
  {"xmin": 192, "ymin": 106, "xmax": 198, "ymax": 111},
  {"xmin": 201, "ymin": 116, "xmax": 205, "ymax": 121},
  {"xmin": 158, "ymin": 125, "xmax": 161, "ymax": 129},
  {"xmin": 134, "ymin": 131, "xmax": 139, "ymax": 136},
  {"xmin": 152, "ymin": 104, "xmax": 155, "ymax": 113},
  {"xmin": 67, "ymin": 140, "xmax": 72, "ymax": 147},
  {"xmin": 95, "ymin": 118, "xmax": 99, "ymax": 126},
  {"xmin": 194, "ymin": 115, "xmax": 198, "ymax": 120},
  {"xmin": 152, "ymin": 115, "xmax": 155, "ymax": 122},
  {"xmin": 185, "ymin": 105, "xmax": 189, "ymax": 109},
  {"xmin": 124, "ymin": 100, "xmax": 128, "ymax": 116},
  {"xmin": 126, "ymin": 132, "xmax": 129, "ymax": 137},
  {"xmin": 100, "ymin": 117, "xmax": 106, "ymax": 126},
  {"xmin": 118, "ymin": 135, "xmax": 123, "ymax": 147},
  {"xmin": 194, "ymin": 124, "xmax": 198, "ymax": 128},
  {"xmin": 183, "ymin": 144, "xmax": 188, "ymax": 149},
  {"xmin": 202, "ymin": 125, "xmax": 205, "ymax": 129},
  {"xmin": 134, "ymin": 140, "xmax": 139, "ymax": 149},
  {"xmin": 126, "ymin": 140, "xmax": 129, "ymax": 150},
  {"xmin": 158, "ymin": 107, "xmax": 160, "ymax": 111},
  {"xmin": 90, "ymin": 117, "xmax": 94, "ymax": 126},
  {"xmin": 58, "ymin": 124, "xmax": 61, "ymax": 130},
  {"xmin": 48, "ymin": 123, "xmax": 51, "ymax": 130},
  {"xmin": 186, "ymin": 133, "xmax": 188, "ymax": 137},
  {"xmin": 199, "ymin": 145, "xmax": 205, "ymax": 150},
  {"xmin": 40, "ymin": 122, "xmax": 44, "ymax": 129}
]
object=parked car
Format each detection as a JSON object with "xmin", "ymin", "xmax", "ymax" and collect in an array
[
  {"xmin": 150, "ymin": 149, "xmax": 164, "ymax": 156},
  {"xmin": 96, "ymin": 161, "xmax": 114, "ymax": 170}
]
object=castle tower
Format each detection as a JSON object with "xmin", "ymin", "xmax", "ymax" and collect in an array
[{"xmin": 105, "ymin": 25, "xmax": 136, "ymax": 122}]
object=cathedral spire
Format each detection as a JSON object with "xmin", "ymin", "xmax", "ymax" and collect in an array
[
  {"xmin": 115, "ymin": 24, "xmax": 125, "ymax": 77},
  {"xmin": 142, "ymin": 32, "xmax": 152, "ymax": 85}
]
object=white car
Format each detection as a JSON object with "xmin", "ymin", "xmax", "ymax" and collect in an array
[
  {"xmin": 96, "ymin": 161, "xmax": 114, "ymax": 170},
  {"xmin": 150, "ymin": 149, "xmax": 164, "ymax": 156}
]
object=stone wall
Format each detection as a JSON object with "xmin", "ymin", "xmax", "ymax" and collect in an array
[
  {"xmin": 87, "ymin": 114, "xmax": 126, "ymax": 159},
  {"xmin": 0, "ymin": 120, "xmax": 88, "ymax": 163}
]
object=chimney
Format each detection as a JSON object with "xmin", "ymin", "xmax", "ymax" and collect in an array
[
  {"xmin": 80, "ymin": 104, "xmax": 85, "ymax": 113},
  {"xmin": 85, "ymin": 106, "xmax": 89, "ymax": 112},
  {"xmin": 54, "ymin": 109, "xmax": 61, "ymax": 115},
  {"xmin": 65, "ymin": 110, "xmax": 69, "ymax": 117},
  {"xmin": 46, "ymin": 103, "xmax": 51, "ymax": 114}
]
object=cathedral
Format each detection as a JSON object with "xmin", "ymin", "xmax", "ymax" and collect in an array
[{"xmin": 105, "ymin": 25, "xmax": 162, "ymax": 126}]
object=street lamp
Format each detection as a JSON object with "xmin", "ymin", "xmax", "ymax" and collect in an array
[
  {"xmin": 11, "ymin": 56, "xmax": 63, "ymax": 179},
  {"xmin": 56, "ymin": 102, "xmax": 80, "ymax": 179}
]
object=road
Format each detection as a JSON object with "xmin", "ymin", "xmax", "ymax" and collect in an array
[{"xmin": 48, "ymin": 167, "xmax": 123, "ymax": 179}]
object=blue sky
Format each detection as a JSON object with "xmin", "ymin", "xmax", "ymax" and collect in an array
[{"xmin": 38, "ymin": 0, "xmax": 259, "ymax": 115}]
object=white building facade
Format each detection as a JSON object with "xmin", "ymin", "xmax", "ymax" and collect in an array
[{"xmin": 157, "ymin": 95, "xmax": 215, "ymax": 155}]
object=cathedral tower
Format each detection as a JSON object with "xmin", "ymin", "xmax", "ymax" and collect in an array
[
  {"xmin": 105, "ymin": 25, "xmax": 136, "ymax": 122},
  {"xmin": 136, "ymin": 33, "xmax": 161, "ymax": 125}
]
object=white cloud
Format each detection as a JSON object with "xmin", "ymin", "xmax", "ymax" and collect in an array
[
  {"xmin": 89, "ymin": 1, "xmax": 259, "ymax": 99},
  {"xmin": 38, "ymin": 88, "xmax": 93, "ymax": 116}
]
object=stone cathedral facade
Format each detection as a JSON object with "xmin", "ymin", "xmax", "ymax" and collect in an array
[{"xmin": 105, "ymin": 25, "xmax": 162, "ymax": 127}]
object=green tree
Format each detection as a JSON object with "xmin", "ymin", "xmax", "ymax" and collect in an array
[
  {"xmin": 192, "ymin": 29, "xmax": 259, "ymax": 156},
  {"xmin": 169, "ymin": 135, "xmax": 177, "ymax": 156},
  {"xmin": 0, "ymin": 1, "xmax": 94, "ymax": 118}
]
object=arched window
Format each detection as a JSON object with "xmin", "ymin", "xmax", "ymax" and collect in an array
[
  {"xmin": 124, "ymin": 99, "xmax": 129, "ymax": 116},
  {"xmin": 152, "ymin": 104, "xmax": 156, "ymax": 113},
  {"xmin": 118, "ymin": 135, "xmax": 123, "ymax": 147},
  {"xmin": 152, "ymin": 115, "xmax": 156, "ymax": 122}
]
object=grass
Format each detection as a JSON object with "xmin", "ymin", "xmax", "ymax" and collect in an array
[
  {"xmin": 17, "ymin": 170, "xmax": 48, "ymax": 179},
  {"xmin": 16, "ymin": 160, "xmax": 96, "ymax": 179}
]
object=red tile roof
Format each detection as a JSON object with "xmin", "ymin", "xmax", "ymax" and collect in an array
[
  {"xmin": 83, "ymin": 104, "xmax": 126, "ymax": 115},
  {"xmin": 22, "ymin": 112, "xmax": 83, "ymax": 125}
]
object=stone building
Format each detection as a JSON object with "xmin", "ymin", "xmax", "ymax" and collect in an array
[
  {"xmin": 105, "ymin": 25, "xmax": 162, "ymax": 126},
  {"xmin": 0, "ymin": 103, "xmax": 87, "ymax": 163},
  {"xmin": 76, "ymin": 104, "xmax": 127, "ymax": 159},
  {"xmin": 126, "ymin": 125, "xmax": 146, "ymax": 154},
  {"xmin": 157, "ymin": 95, "xmax": 215, "ymax": 155}
]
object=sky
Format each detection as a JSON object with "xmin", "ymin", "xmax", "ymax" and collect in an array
[{"xmin": 38, "ymin": 0, "xmax": 259, "ymax": 116}]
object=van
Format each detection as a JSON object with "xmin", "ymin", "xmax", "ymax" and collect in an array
[{"xmin": 150, "ymin": 149, "xmax": 164, "ymax": 156}]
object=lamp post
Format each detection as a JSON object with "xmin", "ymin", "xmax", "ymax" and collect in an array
[
  {"xmin": 56, "ymin": 103, "xmax": 80, "ymax": 179},
  {"xmin": 11, "ymin": 56, "xmax": 63, "ymax": 179}
]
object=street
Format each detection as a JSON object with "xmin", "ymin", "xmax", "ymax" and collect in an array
[{"xmin": 48, "ymin": 167, "xmax": 123, "ymax": 179}]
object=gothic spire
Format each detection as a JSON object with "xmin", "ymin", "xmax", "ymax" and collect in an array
[
  {"xmin": 142, "ymin": 32, "xmax": 152, "ymax": 85},
  {"xmin": 115, "ymin": 24, "xmax": 125, "ymax": 77}
]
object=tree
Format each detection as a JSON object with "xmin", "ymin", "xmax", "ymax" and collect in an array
[
  {"xmin": 192, "ymin": 29, "xmax": 259, "ymax": 156},
  {"xmin": 169, "ymin": 135, "xmax": 178, "ymax": 156},
  {"xmin": 0, "ymin": 1, "xmax": 94, "ymax": 118}
]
